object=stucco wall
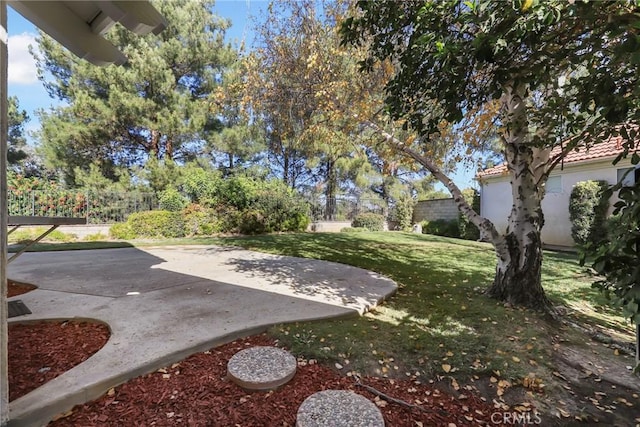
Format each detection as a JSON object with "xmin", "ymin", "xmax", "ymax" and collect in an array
[
  {"xmin": 413, "ymin": 198, "xmax": 459, "ymax": 223},
  {"xmin": 479, "ymin": 158, "xmax": 635, "ymax": 247}
]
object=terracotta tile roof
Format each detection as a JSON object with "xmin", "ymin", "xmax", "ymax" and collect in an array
[{"xmin": 477, "ymin": 131, "xmax": 638, "ymax": 178}]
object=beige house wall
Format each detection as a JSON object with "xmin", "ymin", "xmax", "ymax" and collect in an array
[{"xmin": 479, "ymin": 158, "xmax": 636, "ymax": 247}]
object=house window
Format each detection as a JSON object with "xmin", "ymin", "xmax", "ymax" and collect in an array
[
  {"xmin": 546, "ymin": 176, "xmax": 562, "ymax": 194},
  {"xmin": 617, "ymin": 167, "xmax": 640, "ymax": 187}
]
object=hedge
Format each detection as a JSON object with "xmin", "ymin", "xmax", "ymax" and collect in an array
[
  {"xmin": 126, "ymin": 210, "xmax": 186, "ymax": 238},
  {"xmin": 352, "ymin": 213, "xmax": 385, "ymax": 231},
  {"xmin": 421, "ymin": 219, "xmax": 460, "ymax": 238},
  {"xmin": 569, "ymin": 180, "xmax": 609, "ymax": 247}
]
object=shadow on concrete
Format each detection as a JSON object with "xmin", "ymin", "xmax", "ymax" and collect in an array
[{"xmin": 6, "ymin": 245, "xmax": 396, "ymax": 427}]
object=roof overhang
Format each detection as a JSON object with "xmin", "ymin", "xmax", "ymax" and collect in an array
[{"xmin": 7, "ymin": 0, "xmax": 167, "ymax": 65}]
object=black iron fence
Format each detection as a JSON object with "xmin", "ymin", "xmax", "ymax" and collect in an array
[
  {"xmin": 306, "ymin": 196, "xmax": 387, "ymax": 221},
  {"xmin": 8, "ymin": 189, "xmax": 390, "ymax": 225},
  {"xmin": 8, "ymin": 190, "xmax": 157, "ymax": 224}
]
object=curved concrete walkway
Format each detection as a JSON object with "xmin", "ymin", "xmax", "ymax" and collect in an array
[{"xmin": 6, "ymin": 245, "xmax": 397, "ymax": 427}]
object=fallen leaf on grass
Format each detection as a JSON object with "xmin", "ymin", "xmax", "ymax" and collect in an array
[{"xmin": 442, "ymin": 364, "xmax": 452, "ymax": 373}]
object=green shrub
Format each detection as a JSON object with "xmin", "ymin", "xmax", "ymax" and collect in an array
[
  {"xmin": 183, "ymin": 204, "xmax": 220, "ymax": 236},
  {"xmin": 236, "ymin": 183, "xmax": 310, "ymax": 234},
  {"xmin": 458, "ymin": 188, "xmax": 480, "ymax": 240},
  {"xmin": 109, "ymin": 222, "xmax": 135, "ymax": 240},
  {"xmin": 352, "ymin": 213, "xmax": 385, "ymax": 231},
  {"xmin": 422, "ymin": 219, "xmax": 460, "ymax": 238},
  {"xmin": 8, "ymin": 227, "xmax": 75, "ymax": 243},
  {"xmin": 127, "ymin": 210, "xmax": 185, "ymax": 238},
  {"xmin": 389, "ymin": 193, "xmax": 415, "ymax": 231},
  {"xmin": 181, "ymin": 166, "xmax": 220, "ymax": 206},
  {"xmin": 341, "ymin": 227, "xmax": 368, "ymax": 233},
  {"xmin": 83, "ymin": 233, "xmax": 109, "ymax": 241},
  {"xmin": 569, "ymin": 180, "xmax": 609, "ymax": 246},
  {"xmin": 281, "ymin": 211, "xmax": 310, "ymax": 232},
  {"xmin": 46, "ymin": 229, "xmax": 77, "ymax": 242},
  {"xmin": 159, "ymin": 187, "xmax": 187, "ymax": 212},
  {"xmin": 218, "ymin": 175, "xmax": 259, "ymax": 210},
  {"xmin": 216, "ymin": 205, "xmax": 243, "ymax": 233},
  {"xmin": 238, "ymin": 209, "xmax": 267, "ymax": 235}
]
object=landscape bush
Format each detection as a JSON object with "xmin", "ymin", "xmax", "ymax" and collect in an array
[
  {"xmin": 422, "ymin": 219, "xmax": 460, "ymax": 238},
  {"xmin": 109, "ymin": 222, "xmax": 135, "ymax": 240},
  {"xmin": 110, "ymin": 173, "xmax": 311, "ymax": 237},
  {"xmin": 181, "ymin": 166, "xmax": 220, "ymax": 206},
  {"xmin": 126, "ymin": 211, "xmax": 186, "ymax": 238},
  {"xmin": 183, "ymin": 204, "xmax": 220, "ymax": 236},
  {"xmin": 218, "ymin": 175, "xmax": 259, "ymax": 210},
  {"xmin": 569, "ymin": 180, "xmax": 609, "ymax": 246},
  {"xmin": 352, "ymin": 212, "xmax": 385, "ymax": 231},
  {"xmin": 389, "ymin": 193, "xmax": 415, "ymax": 231},
  {"xmin": 236, "ymin": 183, "xmax": 310, "ymax": 234},
  {"xmin": 158, "ymin": 187, "xmax": 187, "ymax": 212},
  {"xmin": 458, "ymin": 189, "xmax": 480, "ymax": 240}
]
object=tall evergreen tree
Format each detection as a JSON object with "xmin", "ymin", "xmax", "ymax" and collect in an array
[
  {"xmin": 34, "ymin": 0, "xmax": 236, "ymax": 185},
  {"xmin": 7, "ymin": 96, "xmax": 28, "ymax": 166}
]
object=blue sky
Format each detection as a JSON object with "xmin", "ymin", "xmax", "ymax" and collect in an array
[
  {"xmin": 6, "ymin": 0, "xmax": 477, "ymax": 190},
  {"xmin": 6, "ymin": 1, "xmax": 268, "ymax": 135}
]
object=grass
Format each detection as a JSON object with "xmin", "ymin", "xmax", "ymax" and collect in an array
[
  {"xmin": 10, "ymin": 231, "xmax": 633, "ymax": 389},
  {"xmin": 139, "ymin": 232, "xmax": 632, "ymax": 387}
]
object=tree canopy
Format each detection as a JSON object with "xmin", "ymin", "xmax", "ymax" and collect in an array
[
  {"xmin": 342, "ymin": 0, "xmax": 640, "ymax": 310},
  {"xmin": 7, "ymin": 96, "xmax": 28, "ymax": 166},
  {"xmin": 34, "ymin": 0, "xmax": 236, "ymax": 185}
]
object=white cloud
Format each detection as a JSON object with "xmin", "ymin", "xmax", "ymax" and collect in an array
[{"xmin": 8, "ymin": 32, "xmax": 39, "ymax": 85}]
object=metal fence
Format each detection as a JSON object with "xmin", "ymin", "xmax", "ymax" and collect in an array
[
  {"xmin": 8, "ymin": 189, "xmax": 389, "ymax": 224},
  {"xmin": 8, "ymin": 190, "xmax": 157, "ymax": 224},
  {"xmin": 306, "ymin": 196, "xmax": 387, "ymax": 221}
]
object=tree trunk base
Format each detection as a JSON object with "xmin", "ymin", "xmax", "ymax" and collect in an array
[{"xmin": 486, "ymin": 233, "xmax": 553, "ymax": 312}]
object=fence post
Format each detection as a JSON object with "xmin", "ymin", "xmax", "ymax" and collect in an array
[{"xmin": 85, "ymin": 191, "xmax": 90, "ymax": 225}]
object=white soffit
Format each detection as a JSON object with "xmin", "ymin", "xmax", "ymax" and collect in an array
[{"xmin": 7, "ymin": 0, "xmax": 167, "ymax": 66}]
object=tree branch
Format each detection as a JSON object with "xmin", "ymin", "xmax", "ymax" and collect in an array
[{"xmin": 361, "ymin": 120, "xmax": 502, "ymax": 246}]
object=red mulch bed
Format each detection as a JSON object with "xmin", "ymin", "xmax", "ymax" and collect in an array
[
  {"xmin": 49, "ymin": 334, "xmax": 506, "ymax": 426},
  {"xmin": 8, "ymin": 321, "xmax": 110, "ymax": 402},
  {"xmin": 7, "ymin": 279, "xmax": 37, "ymax": 298}
]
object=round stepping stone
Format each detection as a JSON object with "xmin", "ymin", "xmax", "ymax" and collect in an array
[
  {"xmin": 227, "ymin": 346, "xmax": 297, "ymax": 390},
  {"xmin": 296, "ymin": 390, "xmax": 385, "ymax": 427}
]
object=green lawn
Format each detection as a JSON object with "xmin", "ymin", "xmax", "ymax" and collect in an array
[
  {"xmin": 206, "ymin": 232, "xmax": 632, "ymax": 382},
  {"xmin": 11, "ymin": 231, "xmax": 632, "ymax": 388}
]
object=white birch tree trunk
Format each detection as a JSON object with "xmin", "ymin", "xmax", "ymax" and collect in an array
[
  {"xmin": 486, "ymin": 81, "xmax": 551, "ymax": 310},
  {"xmin": 363, "ymin": 80, "xmax": 553, "ymax": 311}
]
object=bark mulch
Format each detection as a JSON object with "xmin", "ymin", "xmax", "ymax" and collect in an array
[
  {"xmin": 8, "ymin": 321, "xmax": 110, "ymax": 402},
  {"xmin": 7, "ymin": 279, "xmax": 37, "ymax": 298},
  {"xmin": 49, "ymin": 334, "xmax": 506, "ymax": 426}
]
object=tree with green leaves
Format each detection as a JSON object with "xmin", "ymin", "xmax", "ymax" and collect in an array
[
  {"xmin": 588, "ymin": 165, "xmax": 640, "ymax": 370},
  {"xmin": 247, "ymin": 0, "xmax": 394, "ymax": 217},
  {"xmin": 7, "ymin": 96, "xmax": 28, "ymax": 166},
  {"xmin": 205, "ymin": 58, "xmax": 266, "ymax": 173},
  {"xmin": 34, "ymin": 0, "xmax": 236, "ymax": 186},
  {"xmin": 342, "ymin": 0, "xmax": 640, "ymax": 310}
]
